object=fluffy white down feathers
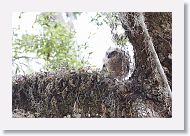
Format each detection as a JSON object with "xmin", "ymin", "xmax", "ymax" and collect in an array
[{"xmin": 103, "ymin": 46, "xmax": 130, "ymax": 81}]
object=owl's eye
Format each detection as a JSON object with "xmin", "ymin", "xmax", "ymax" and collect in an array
[{"xmin": 108, "ymin": 51, "xmax": 117, "ymax": 58}]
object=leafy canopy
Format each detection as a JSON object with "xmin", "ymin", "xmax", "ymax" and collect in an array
[{"xmin": 13, "ymin": 12, "xmax": 87, "ymax": 74}]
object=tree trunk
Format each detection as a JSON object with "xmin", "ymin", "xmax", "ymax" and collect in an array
[
  {"xmin": 144, "ymin": 13, "xmax": 172, "ymax": 89},
  {"xmin": 119, "ymin": 12, "xmax": 172, "ymax": 117}
]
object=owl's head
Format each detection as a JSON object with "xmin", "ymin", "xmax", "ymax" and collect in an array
[
  {"xmin": 106, "ymin": 47, "xmax": 121, "ymax": 57},
  {"xmin": 103, "ymin": 47, "xmax": 124, "ymax": 63}
]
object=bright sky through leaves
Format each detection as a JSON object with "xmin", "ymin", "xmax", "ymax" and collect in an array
[
  {"xmin": 12, "ymin": 12, "xmax": 134, "ymax": 76},
  {"xmin": 12, "ymin": 12, "xmax": 114, "ymax": 73}
]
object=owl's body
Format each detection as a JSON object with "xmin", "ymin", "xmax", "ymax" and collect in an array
[{"xmin": 103, "ymin": 47, "xmax": 130, "ymax": 81}]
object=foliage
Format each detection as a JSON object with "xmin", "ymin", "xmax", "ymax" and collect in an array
[
  {"xmin": 90, "ymin": 12, "xmax": 128, "ymax": 46},
  {"xmin": 65, "ymin": 12, "xmax": 81, "ymax": 19},
  {"xmin": 12, "ymin": 12, "xmax": 88, "ymax": 75}
]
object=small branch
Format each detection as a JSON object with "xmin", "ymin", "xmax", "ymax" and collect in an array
[{"xmin": 13, "ymin": 56, "xmax": 39, "ymax": 61}]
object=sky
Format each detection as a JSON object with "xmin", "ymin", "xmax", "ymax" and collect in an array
[
  {"xmin": 72, "ymin": 12, "xmax": 116, "ymax": 68},
  {"xmin": 12, "ymin": 12, "xmax": 134, "ymax": 76}
]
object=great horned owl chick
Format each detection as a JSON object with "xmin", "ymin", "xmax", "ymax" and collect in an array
[{"xmin": 103, "ymin": 47, "xmax": 130, "ymax": 81}]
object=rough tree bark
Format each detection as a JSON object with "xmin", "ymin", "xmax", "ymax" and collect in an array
[
  {"xmin": 144, "ymin": 13, "xmax": 172, "ymax": 89},
  {"xmin": 12, "ymin": 70, "xmax": 132, "ymax": 118},
  {"xmin": 119, "ymin": 12, "xmax": 172, "ymax": 117},
  {"xmin": 12, "ymin": 12, "xmax": 172, "ymax": 118}
]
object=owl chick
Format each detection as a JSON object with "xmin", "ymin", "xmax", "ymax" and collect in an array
[{"xmin": 103, "ymin": 47, "xmax": 130, "ymax": 81}]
